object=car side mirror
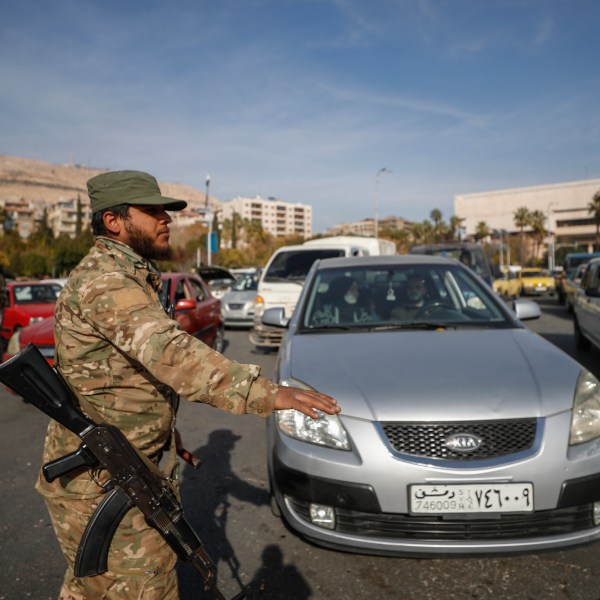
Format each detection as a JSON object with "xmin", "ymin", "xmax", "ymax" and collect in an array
[
  {"xmin": 512, "ymin": 299, "xmax": 542, "ymax": 321},
  {"xmin": 175, "ymin": 299, "xmax": 196, "ymax": 311},
  {"xmin": 262, "ymin": 307, "xmax": 289, "ymax": 328},
  {"xmin": 585, "ymin": 287, "xmax": 600, "ymax": 298}
]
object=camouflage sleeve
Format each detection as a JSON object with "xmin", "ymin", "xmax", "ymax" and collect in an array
[{"xmin": 78, "ymin": 272, "xmax": 278, "ymax": 416}]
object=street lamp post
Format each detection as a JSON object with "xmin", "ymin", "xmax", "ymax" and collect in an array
[
  {"xmin": 205, "ymin": 174, "xmax": 212, "ymax": 266},
  {"xmin": 374, "ymin": 167, "xmax": 391, "ymax": 239},
  {"xmin": 547, "ymin": 202, "xmax": 556, "ymax": 271}
]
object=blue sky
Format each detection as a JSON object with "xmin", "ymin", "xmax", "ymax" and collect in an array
[{"xmin": 1, "ymin": 0, "xmax": 599, "ymax": 233}]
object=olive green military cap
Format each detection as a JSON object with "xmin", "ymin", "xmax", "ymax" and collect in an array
[{"xmin": 87, "ymin": 170, "xmax": 188, "ymax": 213}]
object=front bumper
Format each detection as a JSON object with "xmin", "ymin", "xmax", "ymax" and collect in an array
[
  {"xmin": 522, "ymin": 284, "xmax": 556, "ymax": 296},
  {"xmin": 268, "ymin": 412, "xmax": 600, "ymax": 556},
  {"xmin": 249, "ymin": 322, "xmax": 284, "ymax": 348}
]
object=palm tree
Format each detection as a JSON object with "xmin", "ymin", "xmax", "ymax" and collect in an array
[
  {"xmin": 448, "ymin": 215, "xmax": 465, "ymax": 241},
  {"xmin": 429, "ymin": 209, "xmax": 443, "ymax": 242},
  {"xmin": 409, "ymin": 222, "xmax": 427, "ymax": 245},
  {"xmin": 474, "ymin": 221, "xmax": 491, "ymax": 243},
  {"xmin": 513, "ymin": 207, "xmax": 530, "ymax": 264},
  {"xmin": 528, "ymin": 210, "xmax": 546, "ymax": 262},
  {"xmin": 588, "ymin": 191, "xmax": 600, "ymax": 250}
]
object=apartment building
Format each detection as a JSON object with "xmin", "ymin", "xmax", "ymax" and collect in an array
[
  {"xmin": 220, "ymin": 195, "xmax": 312, "ymax": 238},
  {"xmin": 47, "ymin": 197, "xmax": 92, "ymax": 238},
  {"xmin": 325, "ymin": 216, "xmax": 409, "ymax": 237},
  {"xmin": 1, "ymin": 199, "xmax": 37, "ymax": 238}
]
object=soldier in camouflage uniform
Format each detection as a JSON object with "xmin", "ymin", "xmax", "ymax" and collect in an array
[{"xmin": 36, "ymin": 170, "xmax": 340, "ymax": 600}]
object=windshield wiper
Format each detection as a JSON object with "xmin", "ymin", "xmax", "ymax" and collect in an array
[
  {"xmin": 368, "ymin": 322, "xmax": 456, "ymax": 331},
  {"xmin": 303, "ymin": 325, "xmax": 353, "ymax": 333}
]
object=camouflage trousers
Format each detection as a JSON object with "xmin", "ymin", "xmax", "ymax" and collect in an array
[{"xmin": 44, "ymin": 495, "xmax": 179, "ymax": 600}]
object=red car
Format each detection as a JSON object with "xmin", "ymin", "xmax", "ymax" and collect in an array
[
  {"xmin": 3, "ymin": 272, "xmax": 224, "ymax": 365},
  {"xmin": 0, "ymin": 281, "xmax": 62, "ymax": 343}
]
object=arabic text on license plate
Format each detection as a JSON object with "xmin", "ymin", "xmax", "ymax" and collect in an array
[{"xmin": 410, "ymin": 483, "xmax": 533, "ymax": 514}]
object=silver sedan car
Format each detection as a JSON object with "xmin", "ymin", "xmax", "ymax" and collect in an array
[
  {"xmin": 220, "ymin": 274, "xmax": 258, "ymax": 328},
  {"xmin": 263, "ymin": 255, "xmax": 600, "ymax": 556}
]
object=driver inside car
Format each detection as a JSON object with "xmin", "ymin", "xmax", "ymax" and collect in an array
[{"xmin": 390, "ymin": 275, "xmax": 430, "ymax": 321}]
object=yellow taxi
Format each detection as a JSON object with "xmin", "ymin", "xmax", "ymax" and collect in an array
[
  {"xmin": 518, "ymin": 268, "xmax": 556, "ymax": 296},
  {"xmin": 492, "ymin": 269, "xmax": 522, "ymax": 299}
]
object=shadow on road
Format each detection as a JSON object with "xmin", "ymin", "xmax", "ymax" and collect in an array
[{"xmin": 176, "ymin": 429, "xmax": 311, "ymax": 600}]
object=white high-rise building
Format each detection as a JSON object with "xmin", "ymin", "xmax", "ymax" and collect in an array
[{"xmin": 220, "ymin": 195, "xmax": 312, "ymax": 238}]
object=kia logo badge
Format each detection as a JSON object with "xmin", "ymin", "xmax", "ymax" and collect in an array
[{"xmin": 445, "ymin": 433, "xmax": 482, "ymax": 452}]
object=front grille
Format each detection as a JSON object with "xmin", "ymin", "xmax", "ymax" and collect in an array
[
  {"xmin": 227, "ymin": 303, "xmax": 245, "ymax": 310},
  {"xmin": 381, "ymin": 419, "xmax": 537, "ymax": 461},
  {"xmin": 288, "ymin": 498, "xmax": 594, "ymax": 540}
]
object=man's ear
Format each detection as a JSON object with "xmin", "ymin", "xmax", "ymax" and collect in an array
[{"xmin": 102, "ymin": 211, "xmax": 124, "ymax": 236}]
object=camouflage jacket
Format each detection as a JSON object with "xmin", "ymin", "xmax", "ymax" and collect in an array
[{"xmin": 37, "ymin": 236, "xmax": 278, "ymax": 500}]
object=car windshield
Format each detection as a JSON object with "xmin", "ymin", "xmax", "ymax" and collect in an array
[
  {"xmin": 299, "ymin": 263, "xmax": 511, "ymax": 331},
  {"xmin": 264, "ymin": 249, "xmax": 345, "ymax": 283},
  {"xmin": 521, "ymin": 270, "xmax": 549, "ymax": 278},
  {"xmin": 412, "ymin": 246, "xmax": 490, "ymax": 280},
  {"xmin": 209, "ymin": 278, "xmax": 236, "ymax": 288},
  {"xmin": 232, "ymin": 275, "xmax": 258, "ymax": 292},
  {"xmin": 13, "ymin": 284, "xmax": 61, "ymax": 304}
]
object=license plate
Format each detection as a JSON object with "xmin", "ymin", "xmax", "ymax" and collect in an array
[{"xmin": 409, "ymin": 483, "xmax": 533, "ymax": 514}]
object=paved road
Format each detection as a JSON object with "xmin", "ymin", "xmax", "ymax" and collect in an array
[{"xmin": 2, "ymin": 297, "xmax": 600, "ymax": 599}]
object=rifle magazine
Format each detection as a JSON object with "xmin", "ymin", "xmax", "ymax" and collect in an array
[{"xmin": 74, "ymin": 486, "xmax": 133, "ymax": 577}]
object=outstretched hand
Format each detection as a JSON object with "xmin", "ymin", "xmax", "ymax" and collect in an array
[{"xmin": 274, "ymin": 386, "xmax": 340, "ymax": 419}]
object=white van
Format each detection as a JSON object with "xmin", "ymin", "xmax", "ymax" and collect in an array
[{"xmin": 249, "ymin": 236, "xmax": 396, "ymax": 349}]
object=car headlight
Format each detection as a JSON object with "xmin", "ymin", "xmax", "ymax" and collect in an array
[
  {"xmin": 29, "ymin": 316, "xmax": 44, "ymax": 325},
  {"xmin": 5, "ymin": 329, "xmax": 21, "ymax": 357},
  {"xmin": 276, "ymin": 377, "xmax": 350, "ymax": 450},
  {"xmin": 570, "ymin": 370, "xmax": 600, "ymax": 445}
]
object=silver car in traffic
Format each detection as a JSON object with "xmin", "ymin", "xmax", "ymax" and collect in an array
[
  {"xmin": 221, "ymin": 274, "xmax": 259, "ymax": 328},
  {"xmin": 264, "ymin": 255, "xmax": 600, "ymax": 556}
]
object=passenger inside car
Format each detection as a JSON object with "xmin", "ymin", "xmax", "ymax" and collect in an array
[{"xmin": 311, "ymin": 276, "xmax": 377, "ymax": 325}]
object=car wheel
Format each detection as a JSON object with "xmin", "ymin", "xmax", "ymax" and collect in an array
[
  {"xmin": 574, "ymin": 317, "xmax": 591, "ymax": 351},
  {"xmin": 212, "ymin": 325, "xmax": 225, "ymax": 353}
]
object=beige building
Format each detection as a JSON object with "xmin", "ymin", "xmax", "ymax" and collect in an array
[
  {"xmin": 455, "ymin": 178, "xmax": 600, "ymax": 252},
  {"xmin": 220, "ymin": 195, "xmax": 312, "ymax": 238},
  {"xmin": 47, "ymin": 197, "xmax": 92, "ymax": 238},
  {"xmin": 2, "ymin": 199, "xmax": 37, "ymax": 238},
  {"xmin": 325, "ymin": 216, "xmax": 409, "ymax": 237}
]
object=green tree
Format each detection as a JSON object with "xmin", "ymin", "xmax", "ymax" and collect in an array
[
  {"xmin": 513, "ymin": 207, "xmax": 531, "ymax": 264},
  {"xmin": 429, "ymin": 209, "xmax": 444, "ymax": 242},
  {"xmin": 75, "ymin": 194, "xmax": 83, "ymax": 237},
  {"xmin": 448, "ymin": 215, "xmax": 465, "ymax": 241},
  {"xmin": 588, "ymin": 190, "xmax": 600, "ymax": 251},
  {"xmin": 409, "ymin": 222, "xmax": 427, "ymax": 245},
  {"xmin": 528, "ymin": 210, "xmax": 547, "ymax": 264},
  {"xmin": 474, "ymin": 221, "xmax": 491, "ymax": 243},
  {"xmin": 29, "ymin": 207, "xmax": 54, "ymax": 247}
]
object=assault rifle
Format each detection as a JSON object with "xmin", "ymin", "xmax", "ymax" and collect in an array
[{"xmin": 0, "ymin": 344, "xmax": 245, "ymax": 600}]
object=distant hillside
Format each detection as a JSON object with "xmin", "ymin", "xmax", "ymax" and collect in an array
[{"xmin": 0, "ymin": 155, "xmax": 217, "ymax": 209}]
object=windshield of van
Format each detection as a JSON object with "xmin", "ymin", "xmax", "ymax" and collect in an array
[
  {"xmin": 264, "ymin": 249, "xmax": 345, "ymax": 283},
  {"xmin": 412, "ymin": 246, "xmax": 490, "ymax": 280}
]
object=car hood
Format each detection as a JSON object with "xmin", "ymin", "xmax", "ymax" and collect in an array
[
  {"xmin": 16, "ymin": 303, "xmax": 56, "ymax": 318},
  {"xmin": 19, "ymin": 314, "xmax": 55, "ymax": 344},
  {"xmin": 285, "ymin": 329, "xmax": 582, "ymax": 421}
]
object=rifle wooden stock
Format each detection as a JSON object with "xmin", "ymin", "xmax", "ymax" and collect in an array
[{"xmin": 0, "ymin": 344, "xmax": 244, "ymax": 600}]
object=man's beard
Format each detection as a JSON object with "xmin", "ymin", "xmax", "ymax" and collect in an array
[{"xmin": 124, "ymin": 220, "xmax": 172, "ymax": 261}]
